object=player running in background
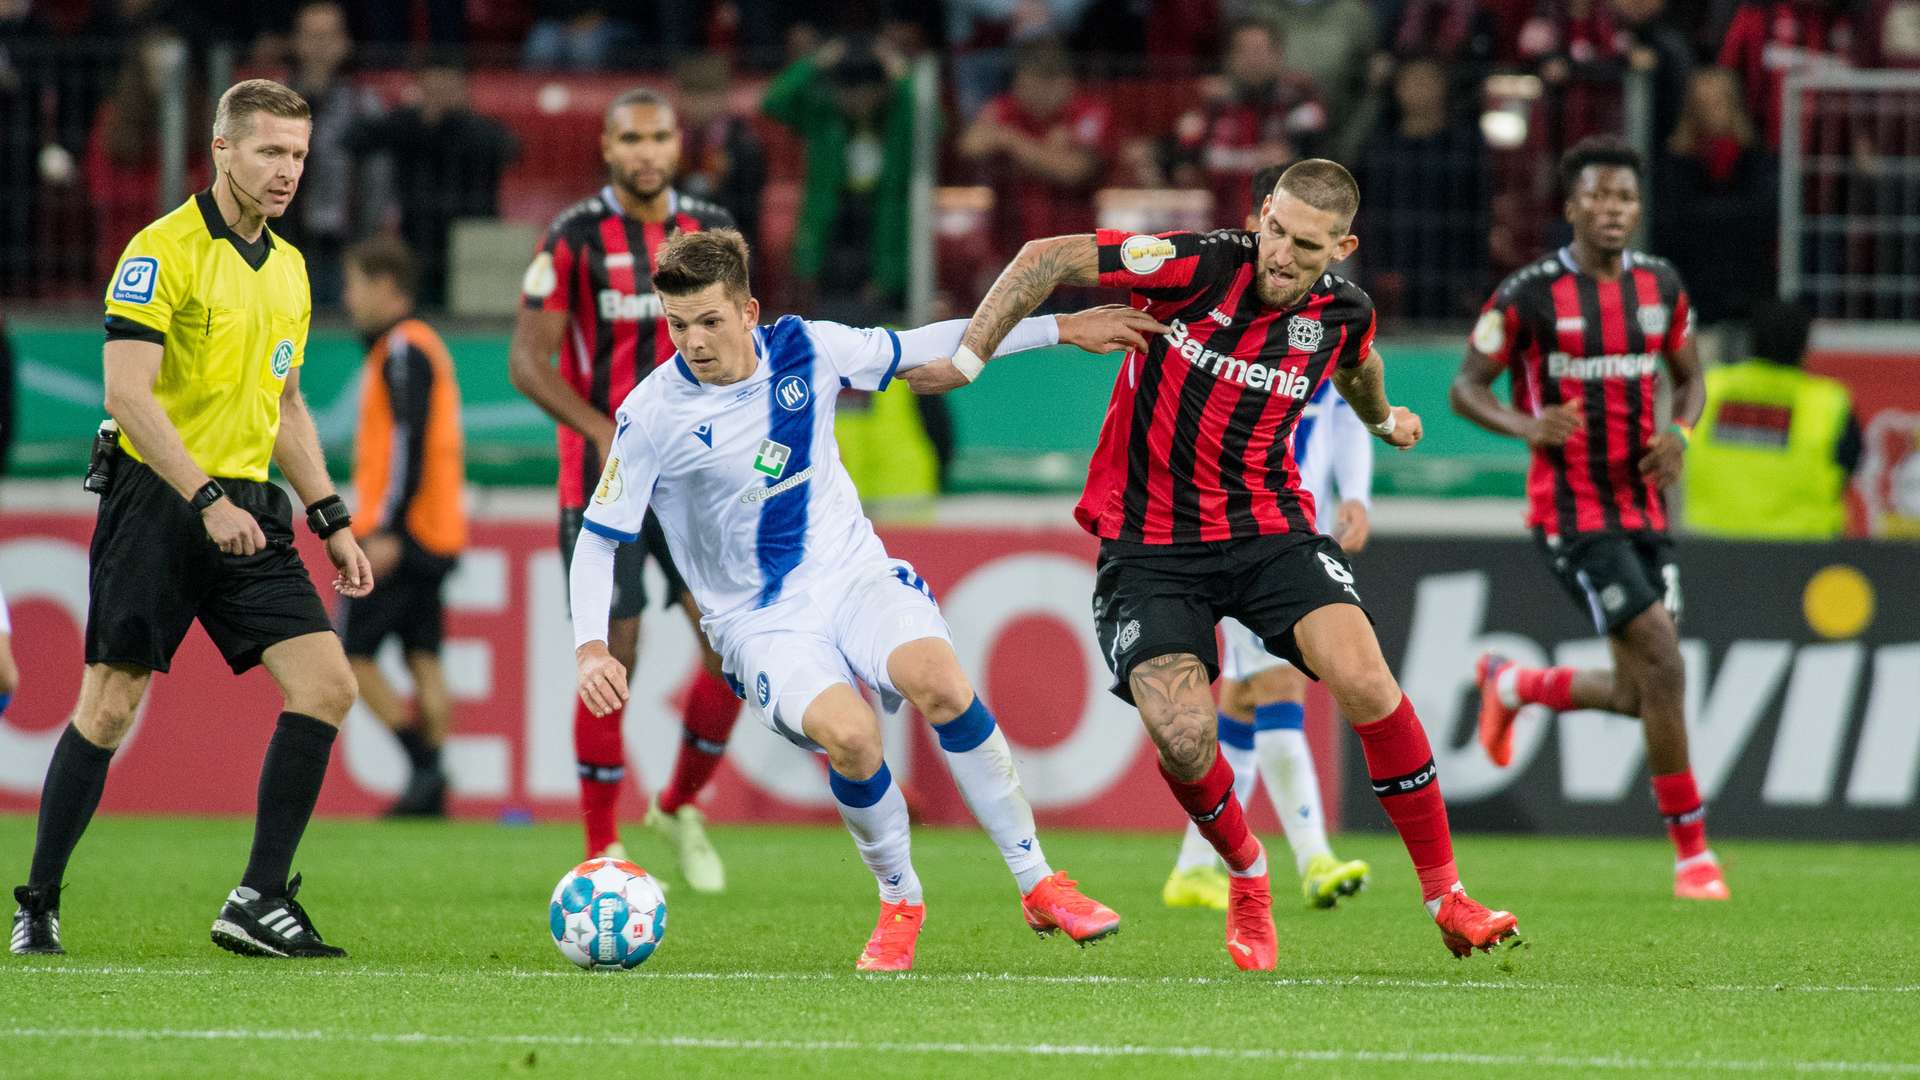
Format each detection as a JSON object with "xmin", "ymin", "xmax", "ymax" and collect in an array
[
  {"xmin": 571, "ymin": 230, "xmax": 1146, "ymax": 970},
  {"xmin": 1166, "ymin": 166, "xmax": 1371, "ymax": 914},
  {"xmin": 1451, "ymin": 136, "xmax": 1726, "ymax": 902},
  {"xmin": 915, "ymin": 160, "xmax": 1520, "ymax": 970},
  {"xmin": 508, "ymin": 87, "xmax": 742, "ymax": 886}
]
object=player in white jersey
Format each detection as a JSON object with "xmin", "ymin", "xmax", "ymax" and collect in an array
[
  {"xmin": 0, "ymin": 584, "xmax": 14, "ymax": 722},
  {"xmin": 1162, "ymin": 170, "xmax": 1378, "ymax": 914},
  {"xmin": 569, "ymin": 230, "xmax": 1153, "ymax": 970}
]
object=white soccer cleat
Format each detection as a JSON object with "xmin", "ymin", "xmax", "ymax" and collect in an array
[{"xmin": 646, "ymin": 799, "xmax": 726, "ymax": 894}]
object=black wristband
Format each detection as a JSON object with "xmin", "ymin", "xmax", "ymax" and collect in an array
[
  {"xmin": 190, "ymin": 480, "xmax": 226, "ymax": 513},
  {"xmin": 305, "ymin": 494, "xmax": 351, "ymax": 539}
]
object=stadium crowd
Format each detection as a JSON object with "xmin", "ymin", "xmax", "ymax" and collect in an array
[{"xmin": 1, "ymin": 0, "xmax": 1903, "ymax": 332}]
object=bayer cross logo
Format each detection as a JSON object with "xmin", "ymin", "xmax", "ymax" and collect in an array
[
  {"xmin": 1286, "ymin": 316, "xmax": 1324, "ymax": 353},
  {"xmin": 1117, "ymin": 619, "xmax": 1140, "ymax": 651},
  {"xmin": 775, "ymin": 375, "xmax": 810, "ymax": 412},
  {"xmin": 271, "ymin": 339, "xmax": 294, "ymax": 379}
]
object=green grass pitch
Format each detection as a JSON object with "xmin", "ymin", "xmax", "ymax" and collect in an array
[{"xmin": 1, "ymin": 815, "xmax": 1916, "ymax": 1078}]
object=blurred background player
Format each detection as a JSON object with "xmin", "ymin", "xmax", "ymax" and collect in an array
[
  {"xmin": 339, "ymin": 236, "xmax": 466, "ymax": 818},
  {"xmin": 507, "ymin": 86, "xmax": 740, "ymax": 889},
  {"xmin": 1451, "ymin": 136, "xmax": 1727, "ymax": 902},
  {"xmin": 572, "ymin": 231, "xmax": 1145, "ymax": 970},
  {"xmin": 1165, "ymin": 165, "xmax": 1372, "ymax": 914},
  {"xmin": 919, "ymin": 160, "xmax": 1520, "ymax": 969}
]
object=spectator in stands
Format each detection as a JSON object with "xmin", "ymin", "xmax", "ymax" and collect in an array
[
  {"xmin": 1354, "ymin": 55, "xmax": 1490, "ymax": 319},
  {"xmin": 958, "ymin": 37, "xmax": 1111, "ymax": 270},
  {"xmin": 1242, "ymin": 0, "xmax": 1382, "ymax": 162},
  {"xmin": 946, "ymin": 0, "xmax": 1098, "ymax": 118},
  {"xmin": 520, "ymin": 2, "xmax": 638, "ymax": 71},
  {"xmin": 675, "ymin": 53, "xmax": 768, "ymax": 254},
  {"xmin": 280, "ymin": 0, "xmax": 390, "ymax": 307},
  {"xmin": 85, "ymin": 30, "xmax": 208, "ymax": 285},
  {"xmin": 1652, "ymin": 66, "xmax": 1775, "ymax": 356},
  {"xmin": 1518, "ymin": 0, "xmax": 1691, "ymax": 151},
  {"xmin": 1162, "ymin": 17, "xmax": 1327, "ymax": 223},
  {"xmin": 1716, "ymin": 0, "xmax": 1858, "ymax": 150},
  {"xmin": 343, "ymin": 60, "xmax": 518, "ymax": 308},
  {"xmin": 1685, "ymin": 299, "xmax": 1864, "ymax": 539},
  {"xmin": 762, "ymin": 35, "xmax": 921, "ymax": 322},
  {"xmin": 1382, "ymin": 0, "xmax": 1504, "ymax": 67}
]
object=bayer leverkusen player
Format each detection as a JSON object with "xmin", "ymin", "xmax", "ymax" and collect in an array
[
  {"xmin": 914, "ymin": 159, "xmax": 1521, "ymax": 970},
  {"xmin": 1451, "ymin": 136, "xmax": 1726, "ymax": 902}
]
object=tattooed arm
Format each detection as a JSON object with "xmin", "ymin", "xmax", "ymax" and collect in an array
[
  {"xmin": 1332, "ymin": 347, "xmax": 1423, "ymax": 450},
  {"xmin": 959, "ymin": 235, "xmax": 1101, "ymax": 358}
]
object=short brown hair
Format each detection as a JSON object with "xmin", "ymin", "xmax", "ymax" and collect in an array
[
  {"xmin": 653, "ymin": 229, "xmax": 752, "ymax": 301},
  {"xmin": 1276, "ymin": 158, "xmax": 1360, "ymax": 232},
  {"xmin": 345, "ymin": 235, "xmax": 418, "ymax": 298},
  {"xmin": 214, "ymin": 78, "xmax": 310, "ymax": 141}
]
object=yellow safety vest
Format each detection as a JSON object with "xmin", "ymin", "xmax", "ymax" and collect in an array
[
  {"xmin": 1686, "ymin": 360, "xmax": 1851, "ymax": 538},
  {"xmin": 834, "ymin": 381, "xmax": 940, "ymax": 517}
]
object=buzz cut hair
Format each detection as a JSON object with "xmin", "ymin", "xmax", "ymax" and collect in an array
[
  {"xmin": 1559, "ymin": 135, "xmax": 1644, "ymax": 197},
  {"xmin": 1275, "ymin": 158, "xmax": 1360, "ymax": 233},
  {"xmin": 213, "ymin": 78, "xmax": 310, "ymax": 142},
  {"xmin": 653, "ymin": 228, "xmax": 752, "ymax": 301},
  {"xmin": 606, "ymin": 86, "xmax": 674, "ymax": 129}
]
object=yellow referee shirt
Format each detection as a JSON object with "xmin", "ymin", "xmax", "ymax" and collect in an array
[{"xmin": 102, "ymin": 191, "xmax": 311, "ymax": 482}]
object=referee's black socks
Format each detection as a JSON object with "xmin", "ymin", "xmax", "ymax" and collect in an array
[
  {"xmin": 395, "ymin": 725, "xmax": 442, "ymax": 773},
  {"xmin": 26, "ymin": 724, "xmax": 116, "ymax": 892},
  {"xmin": 240, "ymin": 712, "xmax": 338, "ymax": 898}
]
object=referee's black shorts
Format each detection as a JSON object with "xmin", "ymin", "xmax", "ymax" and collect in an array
[{"xmin": 85, "ymin": 458, "xmax": 333, "ymax": 675}]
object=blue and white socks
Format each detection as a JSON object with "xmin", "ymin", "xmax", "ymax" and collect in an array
[
  {"xmin": 1254, "ymin": 701, "xmax": 1333, "ymax": 876},
  {"xmin": 830, "ymin": 762, "xmax": 922, "ymax": 905},
  {"xmin": 932, "ymin": 697, "xmax": 1052, "ymax": 894}
]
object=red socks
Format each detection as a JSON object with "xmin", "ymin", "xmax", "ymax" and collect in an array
[
  {"xmin": 1510, "ymin": 666, "xmax": 1577, "ymax": 711},
  {"xmin": 573, "ymin": 698, "xmax": 625, "ymax": 856},
  {"xmin": 657, "ymin": 669, "xmax": 743, "ymax": 814},
  {"xmin": 1652, "ymin": 770, "xmax": 1709, "ymax": 860},
  {"xmin": 1355, "ymin": 695, "xmax": 1459, "ymax": 903},
  {"xmin": 1158, "ymin": 754, "xmax": 1263, "ymax": 873}
]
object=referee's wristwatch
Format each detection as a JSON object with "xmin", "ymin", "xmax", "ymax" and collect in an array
[
  {"xmin": 189, "ymin": 480, "xmax": 226, "ymax": 514},
  {"xmin": 306, "ymin": 494, "xmax": 352, "ymax": 539}
]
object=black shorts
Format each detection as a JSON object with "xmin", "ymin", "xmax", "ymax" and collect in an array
[
  {"xmin": 1092, "ymin": 532, "xmax": 1372, "ymax": 703},
  {"xmin": 338, "ymin": 538, "xmax": 457, "ymax": 657},
  {"xmin": 85, "ymin": 459, "xmax": 334, "ymax": 675},
  {"xmin": 1534, "ymin": 529, "xmax": 1681, "ymax": 636},
  {"xmin": 558, "ymin": 506, "xmax": 687, "ymax": 620}
]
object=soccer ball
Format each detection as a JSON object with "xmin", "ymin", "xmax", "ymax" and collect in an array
[{"xmin": 548, "ymin": 857, "xmax": 668, "ymax": 970}]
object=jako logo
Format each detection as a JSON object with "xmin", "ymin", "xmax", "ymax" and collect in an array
[
  {"xmin": 775, "ymin": 375, "xmax": 810, "ymax": 412},
  {"xmin": 1166, "ymin": 320, "xmax": 1309, "ymax": 398}
]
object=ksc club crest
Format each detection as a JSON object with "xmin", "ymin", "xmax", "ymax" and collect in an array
[{"xmin": 1286, "ymin": 316, "xmax": 1324, "ymax": 353}]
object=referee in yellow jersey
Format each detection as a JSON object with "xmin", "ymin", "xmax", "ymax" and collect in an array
[{"xmin": 9, "ymin": 80, "xmax": 373, "ymax": 960}]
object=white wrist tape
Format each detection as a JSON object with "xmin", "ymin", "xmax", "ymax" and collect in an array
[
  {"xmin": 953, "ymin": 345, "xmax": 986, "ymax": 383},
  {"xmin": 1366, "ymin": 411, "xmax": 1397, "ymax": 437}
]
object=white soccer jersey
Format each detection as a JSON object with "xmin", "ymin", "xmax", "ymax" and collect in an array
[
  {"xmin": 573, "ymin": 313, "xmax": 1060, "ymax": 643},
  {"xmin": 1292, "ymin": 378, "xmax": 1373, "ymax": 530}
]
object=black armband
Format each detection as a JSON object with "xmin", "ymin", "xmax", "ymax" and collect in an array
[{"xmin": 305, "ymin": 494, "xmax": 352, "ymax": 538}]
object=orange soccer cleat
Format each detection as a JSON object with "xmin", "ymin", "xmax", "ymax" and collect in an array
[
  {"xmin": 1434, "ymin": 888, "xmax": 1521, "ymax": 958},
  {"xmin": 856, "ymin": 899, "xmax": 926, "ymax": 972},
  {"xmin": 1224, "ymin": 869, "xmax": 1278, "ymax": 971},
  {"xmin": 1021, "ymin": 871, "xmax": 1120, "ymax": 945},
  {"xmin": 1474, "ymin": 653, "xmax": 1521, "ymax": 768},
  {"xmin": 1674, "ymin": 855, "xmax": 1731, "ymax": 901}
]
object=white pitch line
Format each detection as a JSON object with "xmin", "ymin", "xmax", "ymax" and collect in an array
[
  {"xmin": 10, "ymin": 964, "xmax": 1920, "ymax": 996},
  {"xmin": 3, "ymin": 1026, "xmax": 1919, "ymax": 1076}
]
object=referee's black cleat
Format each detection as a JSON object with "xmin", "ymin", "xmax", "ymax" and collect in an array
[
  {"xmin": 210, "ymin": 874, "xmax": 346, "ymax": 958},
  {"xmin": 11, "ymin": 884, "xmax": 64, "ymax": 956},
  {"xmin": 384, "ymin": 767, "xmax": 448, "ymax": 818}
]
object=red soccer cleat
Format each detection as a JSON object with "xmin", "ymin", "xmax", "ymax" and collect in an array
[
  {"xmin": 1224, "ymin": 868, "xmax": 1278, "ymax": 971},
  {"xmin": 1022, "ymin": 871, "xmax": 1120, "ymax": 945},
  {"xmin": 1434, "ymin": 888, "xmax": 1521, "ymax": 958},
  {"xmin": 1474, "ymin": 652, "xmax": 1520, "ymax": 768},
  {"xmin": 856, "ymin": 899, "xmax": 925, "ymax": 972},
  {"xmin": 1674, "ymin": 855, "xmax": 1731, "ymax": 901}
]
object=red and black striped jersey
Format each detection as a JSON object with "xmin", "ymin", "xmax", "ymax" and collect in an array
[
  {"xmin": 1077, "ymin": 228, "xmax": 1377, "ymax": 544},
  {"xmin": 521, "ymin": 187, "xmax": 734, "ymax": 508},
  {"xmin": 1472, "ymin": 247, "xmax": 1693, "ymax": 538}
]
